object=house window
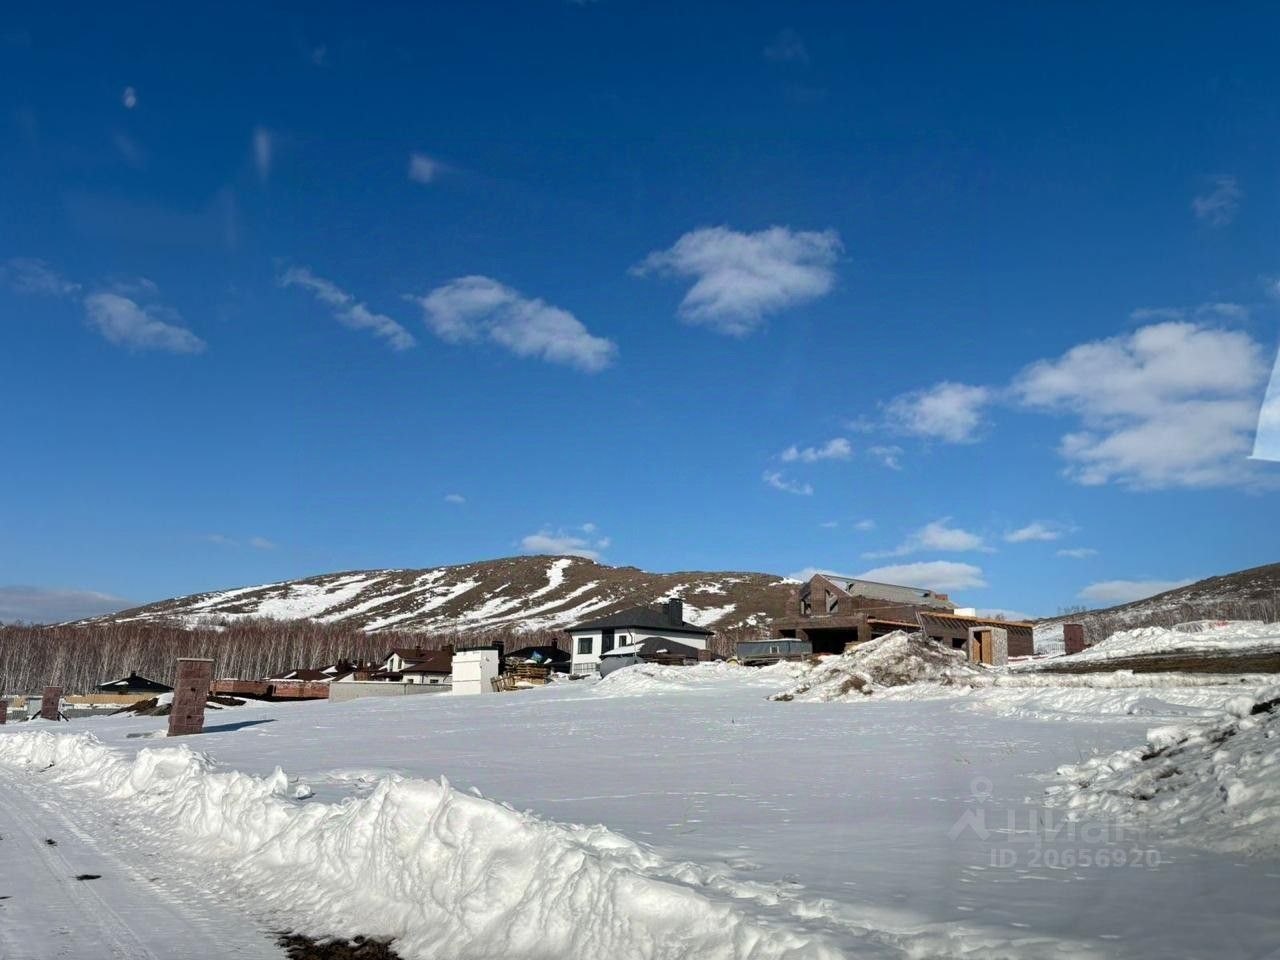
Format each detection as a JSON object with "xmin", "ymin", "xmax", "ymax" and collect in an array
[
  {"xmin": 577, "ymin": 636, "xmax": 593, "ymax": 655},
  {"xmin": 826, "ymin": 590, "xmax": 839, "ymax": 614},
  {"xmin": 800, "ymin": 596, "xmax": 812, "ymax": 615}
]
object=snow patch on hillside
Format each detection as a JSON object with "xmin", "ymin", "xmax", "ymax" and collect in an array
[
  {"xmin": 1063, "ymin": 620, "xmax": 1280, "ymax": 662},
  {"xmin": 1046, "ymin": 687, "xmax": 1280, "ymax": 855},
  {"xmin": 0, "ymin": 731, "xmax": 841, "ymax": 960}
]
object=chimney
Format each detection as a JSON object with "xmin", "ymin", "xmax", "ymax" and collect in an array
[{"xmin": 665, "ymin": 597, "xmax": 683, "ymax": 626}]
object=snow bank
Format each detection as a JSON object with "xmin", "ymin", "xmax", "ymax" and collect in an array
[
  {"xmin": 1061, "ymin": 620, "xmax": 1280, "ymax": 663},
  {"xmin": 1046, "ymin": 686, "xmax": 1280, "ymax": 855},
  {"xmin": 0, "ymin": 731, "xmax": 839, "ymax": 960},
  {"xmin": 593, "ymin": 660, "xmax": 804, "ymax": 697},
  {"xmin": 769, "ymin": 632, "xmax": 987, "ymax": 703}
]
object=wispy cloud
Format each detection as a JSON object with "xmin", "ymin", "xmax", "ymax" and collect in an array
[
  {"xmin": 412, "ymin": 275, "xmax": 616, "ymax": 372},
  {"xmin": 279, "ymin": 266, "xmax": 417, "ymax": 351},
  {"xmin": 1078, "ymin": 578, "xmax": 1192, "ymax": 605},
  {"xmin": 853, "ymin": 519, "xmax": 876, "ymax": 531},
  {"xmin": 780, "ymin": 437, "xmax": 851, "ymax": 463},
  {"xmin": 0, "ymin": 586, "xmax": 133, "ymax": 624},
  {"xmin": 253, "ymin": 127, "xmax": 273, "ymax": 182},
  {"xmin": 1004, "ymin": 522, "xmax": 1064, "ymax": 543},
  {"xmin": 2, "ymin": 258, "xmax": 81, "ymax": 297},
  {"xmin": 865, "ymin": 518, "xmax": 991, "ymax": 558},
  {"xmin": 84, "ymin": 291, "xmax": 205, "ymax": 353},
  {"xmin": 854, "ymin": 561, "xmax": 987, "ymax": 593},
  {"xmin": 764, "ymin": 28, "xmax": 809, "ymax": 64},
  {"xmin": 1192, "ymin": 175, "xmax": 1241, "ymax": 227},
  {"xmin": 762, "ymin": 470, "xmax": 813, "ymax": 496},
  {"xmin": 444, "ymin": 493, "xmax": 466, "ymax": 504},
  {"xmin": 1057, "ymin": 547, "xmax": 1098, "ymax": 559},
  {"xmin": 520, "ymin": 524, "xmax": 609, "ymax": 560},
  {"xmin": 633, "ymin": 225, "xmax": 841, "ymax": 335},
  {"xmin": 121, "ymin": 86, "xmax": 138, "ymax": 109},
  {"xmin": 408, "ymin": 153, "xmax": 443, "ymax": 184},
  {"xmin": 205, "ymin": 533, "xmax": 276, "ymax": 550},
  {"xmin": 1013, "ymin": 320, "xmax": 1270, "ymax": 489},
  {"xmin": 885, "ymin": 382, "xmax": 992, "ymax": 443},
  {"xmin": 866, "ymin": 445, "xmax": 903, "ymax": 470}
]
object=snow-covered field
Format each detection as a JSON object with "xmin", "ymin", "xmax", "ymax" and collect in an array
[{"xmin": 2, "ymin": 660, "xmax": 1279, "ymax": 959}]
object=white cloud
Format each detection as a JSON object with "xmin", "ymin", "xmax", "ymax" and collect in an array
[
  {"xmin": 2, "ymin": 258, "xmax": 80, "ymax": 297},
  {"xmin": 866, "ymin": 445, "xmax": 903, "ymax": 470},
  {"xmin": 280, "ymin": 266, "xmax": 417, "ymax": 351},
  {"xmin": 1013, "ymin": 320, "xmax": 1271, "ymax": 489},
  {"xmin": 248, "ymin": 536, "xmax": 277, "ymax": 550},
  {"xmin": 1057, "ymin": 547, "xmax": 1098, "ymax": 559},
  {"xmin": 633, "ymin": 225, "xmax": 841, "ymax": 335},
  {"xmin": 520, "ymin": 525, "xmax": 609, "ymax": 560},
  {"xmin": 1004, "ymin": 522, "xmax": 1063, "ymax": 543},
  {"xmin": 762, "ymin": 470, "xmax": 813, "ymax": 496},
  {"xmin": 853, "ymin": 519, "xmax": 876, "ymax": 531},
  {"xmin": 412, "ymin": 275, "xmax": 616, "ymax": 372},
  {"xmin": 764, "ymin": 28, "xmax": 809, "ymax": 64},
  {"xmin": 820, "ymin": 520, "xmax": 839, "ymax": 529},
  {"xmin": 310, "ymin": 45, "xmax": 328, "ymax": 67},
  {"xmin": 1192, "ymin": 175, "xmax": 1241, "ymax": 227},
  {"xmin": 408, "ymin": 153, "xmax": 442, "ymax": 184},
  {"xmin": 854, "ymin": 561, "xmax": 987, "ymax": 593},
  {"xmin": 1078, "ymin": 578, "xmax": 1193, "ymax": 605},
  {"xmin": 204, "ymin": 533, "xmax": 238, "ymax": 547},
  {"xmin": 780, "ymin": 437, "xmax": 851, "ymax": 463},
  {"xmin": 253, "ymin": 127, "xmax": 273, "ymax": 182},
  {"xmin": 885, "ymin": 382, "xmax": 992, "ymax": 443},
  {"xmin": 122, "ymin": 86, "xmax": 137, "ymax": 109},
  {"xmin": 865, "ymin": 518, "xmax": 991, "ymax": 558},
  {"xmin": 444, "ymin": 493, "xmax": 466, "ymax": 504},
  {"xmin": 83, "ymin": 291, "xmax": 206, "ymax": 353},
  {"xmin": 0, "ymin": 586, "xmax": 132, "ymax": 624}
]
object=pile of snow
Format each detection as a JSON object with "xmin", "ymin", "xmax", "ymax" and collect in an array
[
  {"xmin": 594, "ymin": 659, "xmax": 803, "ymax": 697},
  {"xmin": 0, "ymin": 731, "xmax": 840, "ymax": 960},
  {"xmin": 769, "ymin": 632, "xmax": 987, "ymax": 703},
  {"xmin": 1060, "ymin": 620, "xmax": 1280, "ymax": 663},
  {"xmin": 1046, "ymin": 686, "xmax": 1280, "ymax": 855}
]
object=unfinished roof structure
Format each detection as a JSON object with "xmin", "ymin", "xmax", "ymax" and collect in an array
[{"xmin": 771, "ymin": 573, "xmax": 957, "ymax": 654}]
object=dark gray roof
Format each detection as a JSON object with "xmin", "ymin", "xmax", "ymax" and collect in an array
[
  {"xmin": 568, "ymin": 605, "xmax": 713, "ymax": 635},
  {"xmin": 636, "ymin": 637, "xmax": 701, "ymax": 658},
  {"xmin": 807, "ymin": 574, "xmax": 954, "ymax": 610}
]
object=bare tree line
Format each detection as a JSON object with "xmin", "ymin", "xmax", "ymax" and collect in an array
[
  {"xmin": 1071, "ymin": 596, "xmax": 1280, "ymax": 646},
  {"xmin": 0, "ymin": 618, "xmax": 569, "ymax": 695}
]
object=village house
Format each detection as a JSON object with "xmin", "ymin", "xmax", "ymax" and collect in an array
[
  {"xmin": 566, "ymin": 598, "xmax": 712, "ymax": 675},
  {"xmin": 771, "ymin": 573, "xmax": 956, "ymax": 653},
  {"xmin": 771, "ymin": 572, "xmax": 1034, "ymax": 659}
]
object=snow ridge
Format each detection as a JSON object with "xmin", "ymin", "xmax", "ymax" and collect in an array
[{"xmin": 0, "ymin": 731, "xmax": 840, "ymax": 960}]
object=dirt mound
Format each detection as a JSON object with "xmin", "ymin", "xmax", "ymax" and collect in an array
[{"xmin": 770, "ymin": 631, "xmax": 986, "ymax": 702}]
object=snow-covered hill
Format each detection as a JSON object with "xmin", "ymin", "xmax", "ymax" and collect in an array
[
  {"xmin": 88, "ymin": 555, "xmax": 797, "ymax": 634},
  {"xmin": 1037, "ymin": 562, "xmax": 1280, "ymax": 649}
]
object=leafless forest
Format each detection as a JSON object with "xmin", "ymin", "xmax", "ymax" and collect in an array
[
  {"xmin": 0, "ymin": 617, "xmax": 769, "ymax": 694},
  {"xmin": 0, "ymin": 619, "xmax": 569, "ymax": 694}
]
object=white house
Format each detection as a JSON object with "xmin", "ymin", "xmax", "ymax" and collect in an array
[{"xmin": 566, "ymin": 598, "xmax": 712, "ymax": 675}]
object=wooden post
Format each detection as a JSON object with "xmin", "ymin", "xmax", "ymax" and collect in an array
[
  {"xmin": 168, "ymin": 659, "xmax": 214, "ymax": 737},
  {"xmin": 0, "ymin": 700, "xmax": 7, "ymax": 724},
  {"xmin": 1063, "ymin": 623, "xmax": 1086, "ymax": 655},
  {"xmin": 40, "ymin": 687, "xmax": 63, "ymax": 721}
]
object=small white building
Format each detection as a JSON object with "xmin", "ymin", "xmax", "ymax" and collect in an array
[
  {"xmin": 566, "ymin": 598, "xmax": 712, "ymax": 675},
  {"xmin": 452, "ymin": 648, "xmax": 500, "ymax": 696}
]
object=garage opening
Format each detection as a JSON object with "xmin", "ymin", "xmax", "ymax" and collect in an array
[{"xmin": 805, "ymin": 627, "xmax": 860, "ymax": 655}]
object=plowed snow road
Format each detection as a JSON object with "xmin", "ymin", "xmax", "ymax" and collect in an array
[{"xmin": 0, "ymin": 769, "xmax": 282, "ymax": 960}]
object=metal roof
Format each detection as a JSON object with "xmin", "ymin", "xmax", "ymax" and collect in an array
[
  {"xmin": 569, "ymin": 604, "xmax": 713, "ymax": 635},
  {"xmin": 806, "ymin": 574, "xmax": 954, "ymax": 610}
]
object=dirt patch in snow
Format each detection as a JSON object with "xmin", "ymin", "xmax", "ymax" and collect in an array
[
  {"xmin": 770, "ymin": 632, "xmax": 988, "ymax": 702},
  {"xmin": 277, "ymin": 933, "xmax": 401, "ymax": 959}
]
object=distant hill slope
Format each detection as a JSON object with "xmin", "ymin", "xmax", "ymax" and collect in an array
[
  {"xmin": 1037, "ymin": 562, "xmax": 1280, "ymax": 647},
  {"xmin": 89, "ymin": 556, "xmax": 799, "ymax": 634}
]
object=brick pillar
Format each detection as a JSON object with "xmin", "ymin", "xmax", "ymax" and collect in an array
[
  {"xmin": 40, "ymin": 686, "xmax": 63, "ymax": 721},
  {"xmin": 0, "ymin": 700, "xmax": 7, "ymax": 724},
  {"xmin": 1063, "ymin": 623, "xmax": 1086, "ymax": 656},
  {"xmin": 168, "ymin": 658, "xmax": 214, "ymax": 737}
]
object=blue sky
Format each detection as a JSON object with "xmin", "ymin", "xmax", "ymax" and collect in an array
[{"xmin": 3, "ymin": 2, "xmax": 1280, "ymax": 622}]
